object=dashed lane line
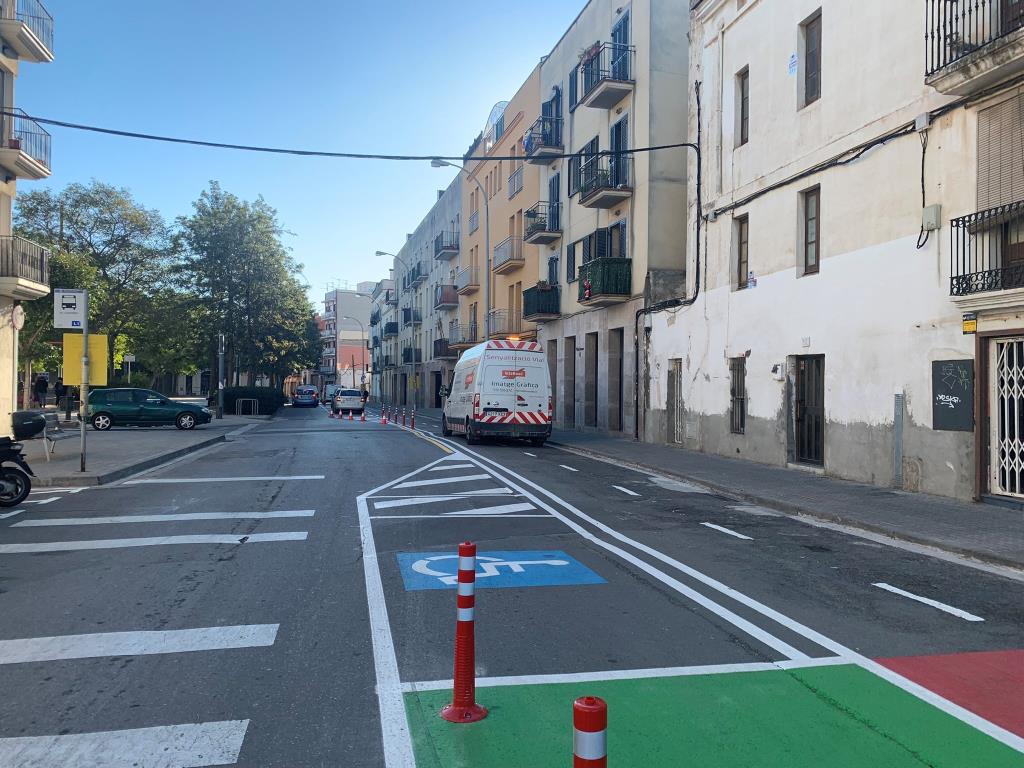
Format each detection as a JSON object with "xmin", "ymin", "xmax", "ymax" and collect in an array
[
  {"xmin": 559, "ymin": 465, "xmax": 579, "ymax": 472},
  {"xmin": 13, "ymin": 510, "xmax": 316, "ymax": 527},
  {"xmin": 701, "ymin": 522, "xmax": 753, "ymax": 540},
  {"xmin": 123, "ymin": 475, "xmax": 324, "ymax": 485},
  {"xmin": 613, "ymin": 485, "xmax": 641, "ymax": 497},
  {"xmin": 872, "ymin": 582, "xmax": 984, "ymax": 622}
]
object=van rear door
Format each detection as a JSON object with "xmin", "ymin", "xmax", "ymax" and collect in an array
[{"xmin": 480, "ymin": 348, "xmax": 548, "ymax": 426}]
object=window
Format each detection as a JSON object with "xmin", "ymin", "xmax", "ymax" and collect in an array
[
  {"xmin": 730, "ymin": 357, "xmax": 746, "ymax": 434},
  {"xmin": 548, "ymin": 254, "xmax": 559, "ymax": 284},
  {"xmin": 802, "ymin": 11, "xmax": 822, "ymax": 106},
  {"xmin": 802, "ymin": 187, "xmax": 820, "ymax": 274},
  {"xmin": 568, "ymin": 154, "xmax": 581, "ymax": 196},
  {"xmin": 567, "ymin": 241, "xmax": 577, "ymax": 282},
  {"xmin": 608, "ymin": 220, "xmax": 627, "ymax": 260},
  {"xmin": 569, "ymin": 66, "xmax": 579, "ymax": 110},
  {"xmin": 495, "ymin": 113, "xmax": 505, "ymax": 140},
  {"xmin": 573, "ymin": 136, "xmax": 599, "ymax": 194},
  {"xmin": 735, "ymin": 215, "xmax": 749, "ymax": 289},
  {"xmin": 737, "ymin": 68, "xmax": 750, "ymax": 146}
]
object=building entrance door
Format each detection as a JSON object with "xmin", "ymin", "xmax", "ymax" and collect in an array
[
  {"xmin": 989, "ymin": 337, "xmax": 1024, "ymax": 497},
  {"xmin": 432, "ymin": 371, "xmax": 442, "ymax": 408},
  {"xmin": 795, "ymin": 355, "xmax": 824, "ymax": 465}
]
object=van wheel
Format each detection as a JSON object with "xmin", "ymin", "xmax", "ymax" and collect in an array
[
  {"xmin": 465, "ymin": 418, "xmax": 481, "ymax": 445},
  {"xmin": 442, "ymin": 416, "xmax": 452, "ymax": 436},
  {"xmin": 530, "ymin": 437, "xmax": 546, "ymax": 447}
]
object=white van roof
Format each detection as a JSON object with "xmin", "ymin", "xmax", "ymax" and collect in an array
[{"xmin": 460, "ymin": 340, "xmax": 544, "ymax": 362}]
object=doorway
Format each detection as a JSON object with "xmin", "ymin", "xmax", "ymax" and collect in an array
[
  {"xmin": 432, "ymin": 371, "xmax": 442, "ymax": 408},
  {"xmin": 989, "ymin": 337, "xmax": 1024, "ymax": 497},
  {"xmin": 564, "ymin": 336, "xmax": 576, "ymax": 427},
  {"xmin": 795, "ymin": 355, "xmax": 825, "ymax": 465},
  {"xmin": 667, "ymin": 359, "xmax": 682, "ymax": 443}
]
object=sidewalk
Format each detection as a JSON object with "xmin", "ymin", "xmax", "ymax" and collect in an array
[
  {"xmin": 23, "ymin": 415, "xmax": 267, "ymax": 487},
  {"xmin": 547, "ymin": 430, "xmax": 1024, "ymax": 571}
]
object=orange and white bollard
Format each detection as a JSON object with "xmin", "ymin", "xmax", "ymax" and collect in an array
[
  {"xmin": 441, "ymin": 541, "xmax": 487, "ymax": 723},
  {"xmin": 573, "ymin": 696, "xmax": 607, "ymax": 767},
  {"xmin": 411, "ymin": 408, "xmax": 416, "ymax": 429}
]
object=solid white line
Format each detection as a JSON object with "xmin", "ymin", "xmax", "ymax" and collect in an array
[
  {"xmin": 701, "ymin": 522, "xmax": 753, "ymax": 540},
  {"xmin": 0, "ymin": 532, "xmax": 308, "ymax": 553},
  {"xmin": 872, "ymin": 582, "xmax": 984, "ymax": 622},
  {"xmin": 371, "ymin": 514, "xmax": 551, "ymax": 520},
  {"xmin": 403, "ymin": 656, "xmax": 850, "ymax": 692},
  {"xmin": 13, "ymin": 510, "xmax": 316, "ymax": 527},
  {"xmin": 371, "ymin": 489, "xmax": 513, "ymax": 509},
  {"xmin": 0, "ymin": 625, "xmax": 279, "ymax": 664},
  {"xmin": 523, "ymin": 452, "xmax": 537, "ymax": 457},
  {"xmin": 0, "ymin": 509, "xmax": 24, "ymax": 520},
  {"xmin": 613, "ymin": 485, "xmax": 640, "ymax": 497},
  {"xmin": 427, "ymin": 463, "xmax": 476, "ymax": 471},
  {"xmin": 0, "ymin": 720, "xmax": 249, "ymax": 767},
  {"xmin": 559, "ymin": 464, "xmax": 579, "ymax": 472},
  {"xmin": 30, "ymin": 487, "xmax": 86, "ymax": 494},
  {"xmin": 442, "ymin": 438, "xmax": 1024, "ymax": 753},
  {"xmin": 392, "ymin": 474, "xmax": 490, "ymax": 489},
  {"xmin": 442, "ymin": 502, "xmax": 539, "ymax": 516},
  {"xmin": 123, "ymin": 475, "xmax": 324, "ymax": 485},
  {"xmin": 23, "ymin": 497, "xmax": 59, "ymax": 505}
]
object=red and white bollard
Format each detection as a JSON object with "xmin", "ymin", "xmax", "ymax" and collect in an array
[
  {"xmin": 402, "ymin": 408, "xmax": 407, "ymax": 427},
  {"xmin": 573, "ymin": 696, "xmax": 607, "ymax": 767},
  {"xmin": 441, "ymin": 541, "xmax": 487, "ymax": 723},
  {"xmin": 411, "ymin": 408, "xmax": 416, "ymax": 429}
]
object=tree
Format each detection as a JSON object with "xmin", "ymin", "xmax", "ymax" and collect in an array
[{"xmin": 132, "ymin": 289, "xmax": 205, "ymax": 388}]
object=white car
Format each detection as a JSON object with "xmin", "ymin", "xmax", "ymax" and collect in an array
[
  {"xmin": 332, "ymin": 388, "xmax": 365, "ymax": 415},
  {"xmin": 442, "ymin": 340, "xmax": 552, "ymax": 445}
]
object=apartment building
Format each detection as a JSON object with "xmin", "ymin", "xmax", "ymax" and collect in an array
[
  {"xmin": 388, "ymin": 177, "xmax": 462, "ymax": 408},
  {"xmin": 642, "ymin": 0, "xmax": 1024, "ymax": 502},
  {"xmin": 320, "ymin": 287, "xmax": 371, "ymax": 390},
  {"xmin": 528, "ymin": 0, "xmax": 690, "ymax": 433},
  {"xmin": 0, "ymin": 1, "xmax": 52, "ymax": 429},
  {"xmin": 369, "ymin": 276, "xmax": 396, "ymax": 402}
]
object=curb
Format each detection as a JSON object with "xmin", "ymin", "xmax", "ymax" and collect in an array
[
  {"xmin": 549, "ymin": 440, "xmax": 1024, "ymax": 573},
  {"xmin": 35, "ymin": 434, "xmax": 228, "ymax": 487}
]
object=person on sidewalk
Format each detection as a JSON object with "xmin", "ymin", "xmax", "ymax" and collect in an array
[
  {"xmin": 32, "ymin": 375, "xmax": 48, "ymax": 408},
  {"xmin": 53, "ymin": 378, "xmax": 66, "ymax": 409}
]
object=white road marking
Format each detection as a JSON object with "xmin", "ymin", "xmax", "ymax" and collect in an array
[
  {"xmin": 403, "ymin": 656, "xmax": 850, "ymax": 692},
  {"xmin": 13, "ymin": 510, "xmax": 316, "ymax": 527},
  {"xmin": 23, "ymin": 497, "xmax": 58, "ymax": 505},
  {"xmin": 392, "ymin": 474, "xmax": 490, "ymax": 489},
  {"xmin": 701, "ymin": 522, "xmax": 753, "ymax": 540},
  {"xmin": 444, "ymin": 438, "xmax": 1024, "ymax": 753},
  {"xmin": 371, "ymin": 514, "xmax": 550, "ymax": 520},
  {"xmin": 442, "ymin": 502, "xmax": 538, "ymax": 517},
  {"xmin": 0, "ymin": 624, "xmax": 279, "ymax": 664},
  {"xmin": 30, "ymin": 487, "xmax": 87, "ymax": 494},
  {"xmin": 0, "ymin": 509, "xmax": 24, "ymax": 520},
  {"xmin": 0, "ymin": 720, "xmax": 249, "ymax": 767},
  {"xmin": 872, "ymin": 582, "xmax": 984, "ymax": 622},
  {"xmin": 613, "ymin": 485, "xmax": 640, "ymax": 497},
  {"xmin": 371, "ymin": 489, "xmax": 514, "ymax": 509},
  {"xmin": 0, "ymin": 532, "xmax": 308, "ymax": 553},
  {"xmin": 427, "ymin": 463, "xmax": 475, "ymax": 471},
  {"xmin": 123, "ymin": 475, "xmax": 324, "ymax": 485},
  {"xmin": 728, "ymin": 504, "xmax": 781, "ymax": 517},
  {"xmin": 650, "ymin": 475, "xmax": 710, "ymax": 494},
  {"xmin": 523, "ymin": 452, "xmax": 537, "ymax": 457},
  {"xmin": 559, "ymin": 464, "xmax": 579, "ymax": 472}
]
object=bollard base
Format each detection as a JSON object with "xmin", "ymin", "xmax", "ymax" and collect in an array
[{"xmin": 440, "ymin": 703, "xmax": 488, "ymax": 723}]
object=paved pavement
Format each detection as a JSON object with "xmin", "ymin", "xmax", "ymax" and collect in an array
[{"xmin": 0, "ymin": 403, "xmax": 1019, "ymax": 766}]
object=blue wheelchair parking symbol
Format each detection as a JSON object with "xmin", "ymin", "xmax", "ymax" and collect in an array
[{"xmin": 395, "ymin": 550, "xmax": 605, "ymax": 591}]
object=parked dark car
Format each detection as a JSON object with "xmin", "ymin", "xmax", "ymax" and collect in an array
[
  {"xmin": 292, "ymin": 386, "xmax": 319, "ymax": 407},
  {"xmin": 87, "ymin": 389, "xmax": 212, "ymax": 431}
]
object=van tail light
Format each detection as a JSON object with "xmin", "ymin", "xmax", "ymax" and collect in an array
[
  {"xmin": 473, "ymin": 393, "xmax": 481, "ymax": 420},
  {"xmin": 548, "ymin": 396, "xmax": 553, "ymax": 421}
]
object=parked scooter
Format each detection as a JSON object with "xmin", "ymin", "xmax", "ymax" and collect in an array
[{"xmin": 0, "ymin": 411, "xmax": 46, "ymax": 507}]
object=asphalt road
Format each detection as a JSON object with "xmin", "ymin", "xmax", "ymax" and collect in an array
[{"xmin": 0, "ymin": 404, "xmax": 1020, "ymax": 767}]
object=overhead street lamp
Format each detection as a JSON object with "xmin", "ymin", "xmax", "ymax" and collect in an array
[
  {"xmin": 341, "ymin": 315, "xmax": 366, "ymax": 391},
  {"xmin": 431, "ymin": 158, "xmax": 490, "ymax": 340}
]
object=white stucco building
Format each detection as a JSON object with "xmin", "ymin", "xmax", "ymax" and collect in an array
[{"xmin": 643, "ymin": 0, "xmax": 1024, "ymax": 502}]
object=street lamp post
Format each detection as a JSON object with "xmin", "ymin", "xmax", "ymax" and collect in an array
[
  {"xmin": 341, "ymin": 315, "xmax": 366, "ymax": 391},
  {"xmin": 431, "ymin": 158, "xmax": 490, "ymax": 341}
]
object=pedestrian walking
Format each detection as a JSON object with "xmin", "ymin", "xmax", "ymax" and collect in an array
[
  {"xmin": 53, "ymin": 378, "xmax": 66, "ymax": 409},
  {"xmin": 32, "ymin": 375, "xmax": 47, "ymax": 408}
]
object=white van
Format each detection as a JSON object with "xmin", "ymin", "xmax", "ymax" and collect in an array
[{"xmin": 442, "ymin": 340, "xmax": 552, "ymax": 446}]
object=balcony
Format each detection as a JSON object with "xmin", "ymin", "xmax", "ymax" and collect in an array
[
  {"xmin": 403, "ymin": 262, "xmax": 427, "ymax": 290},
  {"xmin": 319, "ymin": 364, "xmax": 336, "ymax": 375},
  {"xmin": 524, "ymin": 201, "xmax": 562, "ymax": 245},
  {"xmin": 382, "ymin": 355, "xmax": 396, "ymax": 369},
  {"xmin": 324, "ymin": 309, "xmax": 336, "ymax": 320},
  {"xmin": 0, "ymin": 235, "xmax": 48, "ymax": 299},
  {"xmin": 402, "ymin": 346, "xmax": 423, "ymax": 365},
  {"xmin": 578, "ymin": 156, "xmax": 632, "ymax": 209},
  {"xmin": 524, "ymin": 116, "xmax": 564, "ymax": 164},
  {"xmin": 382, "ymin": 321, "xmax": 399, "ymax": 338},
  {"xmin": 434, "ymin": 283, "xmax": 458, "ymax": 309},
  {"xmin": 487, "ymin": 309, "xmax": 524, "ymax": 338},
  {"xmin": 320, "ymin": 328, "xmax": 335, "ymax": 340},
  {"xmin": 523, "ymin": 284, "xmax": 560, "ymax": 322},
  {"xmin": 507, "ymin": 165, "xmax": 523, "ymax": 199},
  {"xmin": 949, "ymin": 201, "xmax": 1024, "ymax": 304},
  {"xmin": 577, "ymin": 257, "xmax": 632, "ymax": 307},
  {"xmin": 456, "ymin": 266, "xmax": 480, "ymax": 294},
  {"xmin": 926, "ymin": 0, "xmax": 1024, "ymax": 95},
  {"xmin": 0, "ymin": 109, "xmax": 50, "ymax": 180},
  {"xmin": 369, "ymin": 308, "xmax": 381, "ymax": 326},
  {"xmin": 401, "ymin": 307, "xmax": 422, "ymax": 327},
  {"xmin": 434, "ymin": 230, "xmax": 459, "ymax": 261},
  {"xmin": 578, "ymin": 42, "xmax": 635, "ymax": 109},
  {"xmin": 384, "ymin": 288, "xmax": 398, "ymax": 306},
  {"xmin": 0, "ymin": 0, "xmax": 53, "ymax": 63},
  {"xmin": 433, "ymin": 338, "xmax": 457, "ymax": 359},
  {"xmin": 449, "ymin": 322, "xmax": 480, "ymax": 350},
  {"xmin": 371, "ymin": 335, "xmax": 381, "ymax": 349},
  {"xmin": 493, "ymin": 237, "xmax": 524, "ymax": 275},
  {"xmin": 468, "ymin": 210, "xmax": 480, "ymax": 235}
]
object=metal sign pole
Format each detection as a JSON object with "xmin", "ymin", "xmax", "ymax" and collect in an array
[
  {"xmin": 79, "ymin": 291, "xmax": 89, "ymax": 472},
  {"xmin": 217, "ymin": 334, "xmax": 225, "ymax": 419}
]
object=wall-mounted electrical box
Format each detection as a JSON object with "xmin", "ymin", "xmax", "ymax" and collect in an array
[{"xmin": 923, "ymin": 204, "xmax": 942, "ymax": 232}]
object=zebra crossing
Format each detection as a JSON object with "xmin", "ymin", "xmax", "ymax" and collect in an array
[
  {"xmin": 367, "ymin": 453, "xmax": 552, "ymax": 520},
  {"xmin": 0, "ymin": 494, "xmax": 316, "ymax": 767}
]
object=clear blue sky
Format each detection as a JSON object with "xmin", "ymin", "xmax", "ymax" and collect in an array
[{"xmin": 18, "ymin": 1, "xmax": 584, "ymax": 303}]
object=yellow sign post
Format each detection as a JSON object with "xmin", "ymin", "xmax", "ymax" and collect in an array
[{"xmin": 62, "ymin": 333, "xmax": 108, "ymax": 386}]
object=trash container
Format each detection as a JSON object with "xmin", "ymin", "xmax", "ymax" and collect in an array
[{"xmin": 12, "ymin": 410, "xmax": 45, "ymax": 441}]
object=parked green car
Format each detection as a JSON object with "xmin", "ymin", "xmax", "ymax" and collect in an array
[{"xmin": 87, "ymin": 388, "xmax": 213, "ymax": 431}]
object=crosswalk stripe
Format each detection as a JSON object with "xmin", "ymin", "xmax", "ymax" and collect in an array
[
  {"xmin": 0, "ymin": 720, "xmax": 249, "ymax": 767},
  {"xmin": 0, "ymin": 624, "xmax": 279, "ymax": 665},
  {"xmin": 13, "ymin": 511, "xmax": 316, "ymax": 527},
  {"xmin": 442, "ymin": 503, "xmax": 538, "ymax": 517},
  {"xmin": 372, "ymin": 489, "xmax": 514, "ymax": 509},
  {"xmin": 393, "ymin": 474, "xmax": 490, "ymax": 489},
  {"xmin": 427, "ymin": 464, "xmax": 475, "ymax": 471},
  {"xmin": 0, "ymin": 532, "xmax": 308, "ymax": 554}
]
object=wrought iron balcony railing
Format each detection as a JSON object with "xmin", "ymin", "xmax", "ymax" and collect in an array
[
  {"xmin": 578, "ymin": 42, "xmax": 635, "ymax": 108},
  {"xmin": 524, "ymin": 201, "xmax": 561, "ymax": 242},
  {"xmin": 524, "ymin": 116, "xmax": 564, "ymax": 161},
  {"xmin": 384, "ymin": 288, "xmax": 397, "ymax": 305},
  {"xmin": 578, "ymin": 155, "xmax": 631, "ymax": 201},
  {"xmin": 577, "ymin": 257, "xmax": 632, "ymax": 304},
  {"xmin": 401, "ymin": 307, "xmax": 422, "ymax": 326},
  {"xmin": 487, "ymin": 308, "xmax": 523, "ymax": 337},
  {"xmin": 402, "ymin": 346, "xmax": 422, "ymax": 365},
  {"xmin": 493, "ymin": 237, "xmax": 524, "ymax": 272},
  {"xmin": 449, "ymin": 322, "xmax": 479, "ymax": 347},
  {"xmin": 0, "ymin": 235, "xmax": 48, "ymax": 286},
  {"xmin": 468, "ymin": 210, "xmax": 480, "ymax": 235},
  {"xmin": 433, "ymin": 338, "xmax": 457, "ymax": 359},
  {"xmin": 434, "ymin": 283, "xmax": 458, "ymax": 309},
  {"xmin": 2, "ymin": 108, "xmax": 50, "ymax": 172},
  {"xmin": 403, "ymin": 262, "xmax": 427, "ymax": 290},
  {"xmin": 950, "ymin": 200, "xmax": 1024, "ymax": 296},
  {"xmin": 382, "ymin": 355, "xmax": 396, "ymax": 369},
  {"xmin": 523, "ymin": 284, "xmax": 560, "ymax": 320},
  {"xmin": 382, "ymin": 321, "xmax": 399, "ymax": 338},
  {"xmin": 926, "ymin": 0, "xmax": 1024, "ymax": 76},
  {"xmin": 8, "ymin": 0, "xmax": 53, "ymax": 54},
  {"xmin": 507, "ymin": 166, "xmax": 523, "ymax": 199},
  {"xmin": 369, "ymin": 309, "xmax": 381, "ymax": 326},
  {"xmin": 456, "ymin": 266, "xmax": 480, "ymax": 292},
  {"xmin": 434, "ymin": 230, "xmax": 459, "ymax": 260}
]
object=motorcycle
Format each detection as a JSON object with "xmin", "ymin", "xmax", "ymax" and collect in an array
[{"xmin": 0, "ymin": 438, "xmax": 33, "ymax": 507}]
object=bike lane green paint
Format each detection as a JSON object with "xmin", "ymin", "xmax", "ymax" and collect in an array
[{"xmin": 404, "ymin": 664, "xmax": 1020, "ymax": 767}]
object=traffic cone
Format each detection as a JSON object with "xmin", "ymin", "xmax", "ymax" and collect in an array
[
  {"xmin": 348, "ymin": 409, "xmax": 354, "ymax": 421},
  {"xmin": 440, "ymin": 541, "xmax": 487, "ymax": 723},
  {"xmin": 360, "ymin": 409, "xmax": 366, "ymax": 422}
]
